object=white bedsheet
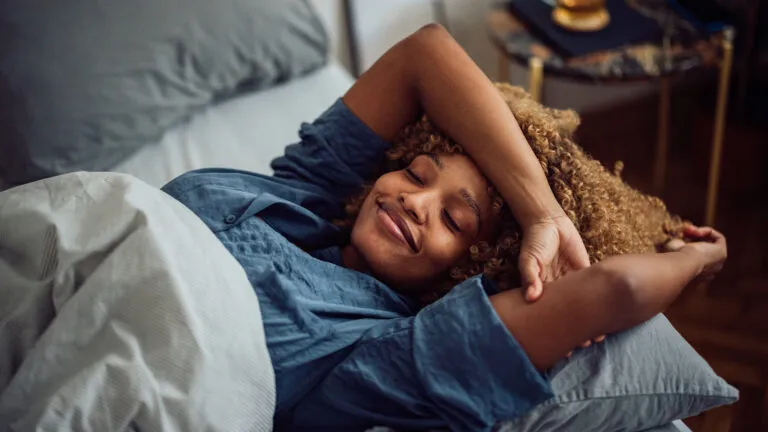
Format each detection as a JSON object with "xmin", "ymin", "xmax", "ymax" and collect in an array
[
  {"xmin": 114, "ymin": 62, "xmax": 355, "ymax": 187},
  {"xmin": 0, "ymin": 172, "xmax": 275, "ymax": 431}
]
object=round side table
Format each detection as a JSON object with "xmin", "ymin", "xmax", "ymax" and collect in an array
[{"xmin": 488, "ymin": 4, "xmax": 734, "ymax": 226}]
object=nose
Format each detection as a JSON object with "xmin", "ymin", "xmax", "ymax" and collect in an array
[{"xmin": 399, "ymin": 190, "xmax": 434, "ymax": 225}]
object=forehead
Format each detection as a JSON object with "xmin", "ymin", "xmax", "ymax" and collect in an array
[{"xmin": 414, "ymin": 153, "xmax": 490, "ymax": 196}]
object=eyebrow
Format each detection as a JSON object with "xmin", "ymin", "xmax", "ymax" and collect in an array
[
  {"xmin": 460, "ymin": 189, "xmax": 482, "ymax": 234},
  {"xmin": 425, "ymin": 152, "xmax": 482, "ymax": 233},
  {"xmin": 425, "ymin": 152, "xmax": 444, "ymax": 169}
]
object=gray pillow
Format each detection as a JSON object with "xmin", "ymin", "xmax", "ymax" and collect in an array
[
  {"xmin": 498, "ymin": 314, "xmax": 738, "ymax": 431},
  {"xmin": 0, "ymin": 0, "xmax": 327, "ymax": 185}
]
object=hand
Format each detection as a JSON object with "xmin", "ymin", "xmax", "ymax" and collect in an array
[
  {"xmin": 664, "ymin": 225, "xmax": 727, "ymax": 283},
  {"xmin": 519, "ymin": 214, "xmax": 590, "ymax": 302},
  {"xmin": 519, "ymin": 214, "xmax": 595, "ymax": 357},
  {"xmin": 680, "ymin": 225, "xmax": 727, "ymax": 282},
  {"xmin": 565, "ymin": 334, "xmax": 606, "ymax": 359}
]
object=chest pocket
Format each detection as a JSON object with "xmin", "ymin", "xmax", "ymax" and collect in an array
[{"xmin": 173, "ymin": 184, "xmax": 261, "ymax": 232}]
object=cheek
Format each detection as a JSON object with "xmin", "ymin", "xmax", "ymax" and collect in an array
[
  {"xmin": 371, "ymin": 172, "xmax": 401, "ymax": 192},
  {"xmin": 421, "ymin": 228, "xmax": 470, "ymax": 270}
]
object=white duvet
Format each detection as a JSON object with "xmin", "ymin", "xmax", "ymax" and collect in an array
[{"xmin": 0, "ymin": 172, "xmax": 275, "ymax": 431}]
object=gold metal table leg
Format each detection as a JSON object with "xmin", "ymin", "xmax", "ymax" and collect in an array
[
  {"xmin": 705, "ymin": 32, "xmax": 734, "ymax": 227},
  {"xmin": 528, "ymin": 57, "xmax": 543, "ymax": 102},
  {"xmin": 654, "ymin": 76, "xmax": 671, "ymax": 194}
]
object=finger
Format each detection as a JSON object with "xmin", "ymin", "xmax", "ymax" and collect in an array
[
  {"xmin": 708, "ymin": 228, "xmax": 726, "ymax": 244},
  {"xmin": 696, "ymin": 228, "xmax": 725, "ymax": 248},
  {"xmin": 689, "ymin": 225, "xmax": 711, "ymax": 237},
  {"xmin": 566, "ymin": 351, "xmax": 573, "ymax": 359},
  {"xmin": 684, "ymin": 225, "xmax": 712, "ymax": 239},
  {"xmin": 570, "ymin": 241, "xmax": 591, "ymax": 270},
  {"xmin": 520, "ymin": 256, "xmax": 542, "ymax": 302},
  {"xmin": 682, "ymin": 224, "xmax": 698, "ymax": 235},
  {"xmin": 525, "ymin": 279, "xmax": 543, "ymax": 302},
  {"xmin": 580, "ymin": 340, "xmax": 591, "ymax": 348},
  {"xmin": 682, "ymin": 223, "xmax": 703, "ymax": 232},
  {"xmin": 594, "ymin": 334, "xmax": 606, "ymax": 343},
  {"xmin": 519, "ymin": 255, "xmax": 536, "ymax": 289}
]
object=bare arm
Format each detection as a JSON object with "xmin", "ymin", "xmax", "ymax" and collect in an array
[
  {"xmin": 342, "ymin": 24, "xmax": 561, "ymax": 226},
  {"xmin": 491, "ymin": 245, "xmax": 714, "ymax": 371}
]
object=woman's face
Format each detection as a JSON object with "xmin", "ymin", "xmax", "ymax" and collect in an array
[{"xmin": 349, "ymin": 153, "xmax": 501, "ymax": 290}]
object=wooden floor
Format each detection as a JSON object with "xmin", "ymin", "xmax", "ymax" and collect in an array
[{"xmin": 577, "ymin": 83, "xmax": 768, "ymax": 432}]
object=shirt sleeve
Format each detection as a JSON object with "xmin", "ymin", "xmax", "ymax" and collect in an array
[
  {"xmin": 270, "ymin": 99, "xmax": 392, "ymax": 203},
  {"xmin": 285, "ymin": 276, "xmax": 554, "ymax": 431}
]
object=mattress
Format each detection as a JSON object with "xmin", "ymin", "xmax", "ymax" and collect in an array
[{"xmin": 113, "ymin": 61, "xmax": 355, "ymax": 188}]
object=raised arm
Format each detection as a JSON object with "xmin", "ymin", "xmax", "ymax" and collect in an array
[
  {"xmin": 343, "ymin": 24, "xmax": 589, "ymax": 296},
  {"xmin": 491, "ymin": 226, "xmax": 727, "ymax": 370}
]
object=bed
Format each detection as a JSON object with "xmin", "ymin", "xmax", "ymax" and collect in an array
[{"xmin": 0, "ymin": 0, "xmax": 730, "ymax": 429}]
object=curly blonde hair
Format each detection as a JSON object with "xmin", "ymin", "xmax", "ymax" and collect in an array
[{"xmin": 342, "ymin": 84, "xmax": 683, "ymax": 300}]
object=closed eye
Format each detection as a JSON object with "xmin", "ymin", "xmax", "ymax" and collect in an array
[
  {"xmin": 405, "ymin": 168, "xmax": 424, "ymax": 185},
  {"xmin": 442, "ymin": 209, "xmax": 461, "ymax": 233}
]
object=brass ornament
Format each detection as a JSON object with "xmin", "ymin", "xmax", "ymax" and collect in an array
[{"xmin": 552, "ymin": 0, "xmax": 610, "ymax": 32}]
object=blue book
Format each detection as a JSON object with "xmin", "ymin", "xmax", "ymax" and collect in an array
[{"xmin": 507, "ymin": 0, "xmax": 663, "ymax": 58}]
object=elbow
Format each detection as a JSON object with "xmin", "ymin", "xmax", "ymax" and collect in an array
[
  {"xmin": 598, "ymin": 266, "xmax": 643, "ymax": 329},
  {"xmin": 404, "ymin": 23, "xmax": 454, "ymax": 57},
  {"xmin": 396, "ymin": 23, "xmax": 455, "ymax": 88},
  {"xmin": 415, "ymin": 22, "xmax": 450, "ymax": 37}
]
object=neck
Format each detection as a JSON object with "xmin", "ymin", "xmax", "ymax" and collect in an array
[{"xmin": 340, "ymin": 243, "xmax": 370, "ymax": 274}]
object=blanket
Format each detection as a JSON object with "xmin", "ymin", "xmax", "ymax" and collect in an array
[{"xmin": 0, "ymin": 172, "xmax": 275, "ymax": 431}]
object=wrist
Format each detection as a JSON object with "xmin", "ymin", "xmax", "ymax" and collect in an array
[
  {"xmin": 677, "ymin": 247, "xmax": 705, "ymax": 277},
  {"xmin": 518, "ymin": 205, "xmax": 567, "ymax": 229}
]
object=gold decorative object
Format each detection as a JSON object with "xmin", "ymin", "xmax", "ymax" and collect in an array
[
  {"xmin": 705, "ymin": 29, "xmax": 734, "ymax": 226},
  {"xmin": 552, "ymin": 0, "xmax": 610, "ymax": 32},
  {"xmin": 528, "ymin": 57, "xmax": 544, "ymax": 102}
]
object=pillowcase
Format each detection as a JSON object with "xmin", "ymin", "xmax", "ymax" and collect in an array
[
  {"xmin": 0, "ymin": 0, "xmax": 328, "ymax": 185},
  {"xmin": 498, "ymin": 314, "xmax": 738, "ymax": 431}
]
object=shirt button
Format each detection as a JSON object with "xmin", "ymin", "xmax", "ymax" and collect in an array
[{"xmin": 225, "ymin": 214, "xmax": 237, "ymax": 224}]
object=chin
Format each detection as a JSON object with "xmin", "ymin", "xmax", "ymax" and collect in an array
[
  {"xmin": 348, "ymin": 233, "xmax": 410, "ymax": 292},
  {"xmin": 351, "ymin": 225, "xmax": 398, "ymax": 282}
]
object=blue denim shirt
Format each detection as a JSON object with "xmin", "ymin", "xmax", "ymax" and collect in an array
[{"xmin": 162, "ymin": 100, "xmax": 553, "ymax": 431}]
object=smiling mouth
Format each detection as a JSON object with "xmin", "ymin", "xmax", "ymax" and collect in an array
[{"xmin": 377, "ymin": 201, "xmax": 418, "ymax": 253}]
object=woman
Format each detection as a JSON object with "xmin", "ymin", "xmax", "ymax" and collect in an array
[{"xmin": 163, "ymin": 25, "xmax": 726, "ymax": 431}]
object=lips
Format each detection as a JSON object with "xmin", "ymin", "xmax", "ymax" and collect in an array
[{"xmin": 377, "ymin": 201, "xmax": 418, "ymax": 253}]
